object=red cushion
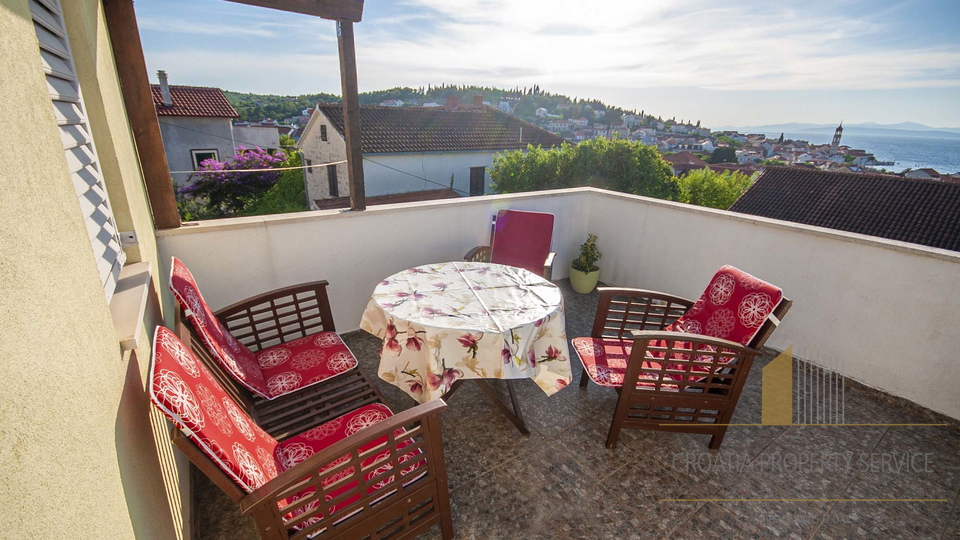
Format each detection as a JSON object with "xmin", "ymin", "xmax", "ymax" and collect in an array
[
  {"xmin": 490, "ymin": 209, "xmax": 554, "ymax": 276},
  {"xmin": 150, "ymin": 326, "xmax": 280, "ymax": 492},
  {"xmin": 169, "ymin": 257, "xmax": 270, "ymax": 399},
  {"xmin": 256, "ymin": 331, "xmax": 359, "ymax": 398},
  {"xmin": 275, "ymin": 403, "xmax": 425, "ymax": 532},
  {"xmin": 665, "ymin": 265, "xmax": 783, "ymax": 346},
  {"xmin": 572, "ymin": 337, "xmax": 683, "ymax": 390}
]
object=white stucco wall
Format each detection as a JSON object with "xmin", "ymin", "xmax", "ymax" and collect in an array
[
  {"xmin": 156, "ymin": 116, "xmax": 235, "ymax": 185},
  {"xmin": 361, "ymin": 151, "xmax": 497, "ymax": 197},
  {"xmin": 156, "ymin": 188, "xmax": 960, "ymax": 420},
  {"xmin": 233, "ymin": 125, "xmax": 280, "ymax": 152}
]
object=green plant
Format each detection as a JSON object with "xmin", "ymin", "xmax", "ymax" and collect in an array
[
  {"xmin": 677, "ymin": 168, "xmax": 754, "ymax": 210},
  {"xmin": 572, "ymin": 234, "xmax": 601, "ymax": 272}
]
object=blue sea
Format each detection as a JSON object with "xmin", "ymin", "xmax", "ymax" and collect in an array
[{"xmin": 772, "ymin": 131, "xmax": 960, "ymax": 174}]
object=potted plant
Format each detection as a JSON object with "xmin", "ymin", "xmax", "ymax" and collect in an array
[{"xmin": 570, "ymin": 234, "xmax": 602, "ymax": 293}]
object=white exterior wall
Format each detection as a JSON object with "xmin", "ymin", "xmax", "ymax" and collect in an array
[
  {"xmin": 157, "ymin": 188, "xmax": 960, "ymax": 420},
  {"xmin": 156, "ymin": 116, "xmax": 235, "ymax": 185},
  {"xmin": 232, "ymin": 125, "xmax": 280, "ymax": 152},
  {"xmin": 362, "ymin": 151, "xmax": 498, "ymax": 197},
  {"xmin": 298, "ymin": 112, "xmax": 349, "ymax": 204}
]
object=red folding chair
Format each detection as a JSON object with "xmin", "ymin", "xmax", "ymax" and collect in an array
[{"xmin": 464, "ymin": 209, "xmax": 556, "ymax": 278}]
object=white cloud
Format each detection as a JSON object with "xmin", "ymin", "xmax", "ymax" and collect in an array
[{"xmin": 353, "ymin": 0, "xmax": 960, "ymax": 92}]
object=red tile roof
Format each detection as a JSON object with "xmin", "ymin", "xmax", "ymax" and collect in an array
[
  {"xmin": 663, "ymin": 151, "xmax": 707, "ymax": 167},
  {"xmin": 313, "ymin": 188, "xmax": 460, "ymax": 210},
  {"xmin": 314, "ymin": 104, "xmax": 565, "ymax": 154},
  {"xmin": 729, "ymin": 167, "xmax": 960, "ymax": 252},
  {"xmin": 151, "ymin": 85, "xmax": 239, "ymax": 118}
]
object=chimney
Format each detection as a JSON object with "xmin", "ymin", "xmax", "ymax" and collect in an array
[
  {"xmin": 473, "ymin": 95, "xmax": 483, "ymax": 107},
  {"xmin": 157, "ymin": 70, "xmax": 172, "ymax": 106},
  {"xmin": 445, "ymin": 95, "xmax": 458, "ymax": 108}
]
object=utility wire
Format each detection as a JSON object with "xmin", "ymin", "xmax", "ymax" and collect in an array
[
  {"xmin": 157, "ymin": 120, "xmax": 292, "ymax": 149},
  {"xmin": 170, "ymin": 160, "xmax": 347, "ymax": 175},
  {"xmin": 362, "ymin": 157, "xmax": 473, "ymax": 196}
]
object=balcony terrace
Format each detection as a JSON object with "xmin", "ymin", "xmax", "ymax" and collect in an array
[{"xmin": 158, "ymin": 187, "xmax": 960, "ymax": 539}]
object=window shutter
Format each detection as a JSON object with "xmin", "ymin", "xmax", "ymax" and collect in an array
[{"xmin": 31, "ymin": 0, "xmax": 126, "ymax": 302}]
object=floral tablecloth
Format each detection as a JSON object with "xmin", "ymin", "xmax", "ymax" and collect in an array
[{"xmin": 360, "ymin": 261, "xmax": 572, "ymax": 404}]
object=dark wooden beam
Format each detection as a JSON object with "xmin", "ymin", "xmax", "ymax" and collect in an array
[
  {"xmin": 102, "ymin": 0, "xmax": 181, "ymax": 229},
  {"xmin": 223, "ymin": 0, "xmax": 363, "ymax": 21},
  {"xmin": 337, "ymin": 20, "xmax": 365, "ymax": 211}
]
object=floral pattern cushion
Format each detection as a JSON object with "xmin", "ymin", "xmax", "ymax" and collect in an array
[
  {"xmin": 275, "ymin": 403, "xmax": 425, "ymax": 531},
  {"xmin": 665, "ymin": 265, "xmax": 783, "ymax": 347},
  {"xmin": 574, "ymin": 266, "xmax": 783, "ymax": 390},
  {"xmin": 256, "ymin": 331, "xmax": 359, "ymax": 398},
  {"xmin": 149, "ymin": 326, "xmax": 280, "ymax": 493},
  {"xmin": 168, "ymin": 257, "xmax": 270, "ymax": 399}
]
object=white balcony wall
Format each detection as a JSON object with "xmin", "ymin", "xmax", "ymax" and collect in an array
[
  {"xmin": 586, "ymin": 190, "xmax": 960, "ymax": 420},
  {"xmin": 157, "ymin": 190, "xmax": 589, "ymax": 335},
  {"xmin": 157, "ymin": 188, "xmax": 960, "ymax": 420}
]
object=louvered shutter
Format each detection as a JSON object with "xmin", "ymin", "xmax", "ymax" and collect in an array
[{"xmin": 31, "ymin": 0, "xmax": 126, "ymax": 302}]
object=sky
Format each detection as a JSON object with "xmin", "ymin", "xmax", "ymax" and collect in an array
[{"xmin": 135, "ymin": 0, "xmax": 960, "ymax": 127}]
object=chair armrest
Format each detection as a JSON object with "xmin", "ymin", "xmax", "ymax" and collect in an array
[
  {"xmin": 543, "ymin": 252, "xmax": 556, "ymax": 280},
  {"xmin": 591, "ymin": 288, "xmax": 696, "ymax": 338},
  {"xmin": 623, "ymin": 330, "xmax": 758, "ymax": 395},
  {"xmin": 464, "ymin": 245, "xmax": 492, "ymax": 263},
  {"xmin": 216, "ymin": 281, "xmax": 335, "ymax": 352},
  {"xmin": 239, "ymin": 400, "xmax": 448, "ymax": 519}
]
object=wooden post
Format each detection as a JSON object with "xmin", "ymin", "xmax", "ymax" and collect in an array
[
  {"xmin": 102, "ymin": 0, "xmax": 181, "ymax": 229},
  {"xmin": 337, "ymin": 20, "xmax": 365, "ymax": 211}
]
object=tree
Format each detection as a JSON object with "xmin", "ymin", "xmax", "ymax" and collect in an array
[
  {"xmin": 279, "ymin": 134, "xmax": 296, "ymax": 147},
  {"xmin": 677, "ymin": 168, "xmax": 754, "ymax": 209},
  {"xmin": 709, "ymin": 147, "xmax": 738, "ymax": 164},
  {"xmin": 778, "ymin": 133, "xmax": 784, "ymax": 144},
  {"xmin": 178, "ymin": 146, "xmax": 286, "ymax": 218},
  {"xmin": 715, "ymin": 135, "xmax": 742, "ymax": 149},
  {"xmin": 489, "ymin": 138, "xmax": 677, "ymax": 200},
  {"xmin": 242, "ymin": 150, "xmax": 308, "ymax": 216}
]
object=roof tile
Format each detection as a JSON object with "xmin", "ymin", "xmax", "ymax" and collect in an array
[{"xmin": 151, "ymin": 85, "xmax": 238, "ymax": 118}]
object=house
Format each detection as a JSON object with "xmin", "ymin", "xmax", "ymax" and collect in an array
[
  {"xmin": 663, "ymin": 151, "xmax": 708, "ymax": 176},
  {"xmin": 571, "ymin": 117, "xmax": 590, "ymax": 129},
  {"xmin": 379, "ymin": 99, "xmax": 404, "ymax": 107},
  {"xmin": 151, "ymin": 71, "xmax": 239, "ymax": 184},
  {"xmin": 547, "ymin": 119, "xmax": 573, "ymax": 132},
  {"xmin": 298, "ymin": 104, "xmax": 564, "ymax": 205},
  {"xmin": 232, "ymin": 122, "xmax": 281, "ymax": 153},
  {"xmin": 498, "ymin": 101, "xmax": 511, "ymax": 113},
  {"xmin": 730, "ymin": 167, "xmax": 960, "ymax": 251},
  {"xmin": 906, "ymin": 168, "xmax": 942, "ymax": 181},
  {"xmin": 622, "ymin": 114, "xmax": 644, "ymax": 128}
]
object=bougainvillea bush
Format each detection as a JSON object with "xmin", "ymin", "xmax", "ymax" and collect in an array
[{"xmin": 178, "ymin": 146, "xmax": 286, "ymax": 219}]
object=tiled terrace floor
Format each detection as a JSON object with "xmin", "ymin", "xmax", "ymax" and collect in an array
[{"xmin": 194, "ymin": 280, "xmax": 960, "ymax": 539}]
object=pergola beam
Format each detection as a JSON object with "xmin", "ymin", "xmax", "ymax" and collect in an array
[
  {"xmin": 222, "ymin": 0, "xmax": 364, "ymax": 21},
  {"xmin": 337, "ymin": 20, "xmax": 365, "ymax": 211}
]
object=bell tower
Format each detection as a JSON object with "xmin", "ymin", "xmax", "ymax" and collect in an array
[{"xmin": 830, "ymin": 121, "xmax": 843, "ymax": 153}]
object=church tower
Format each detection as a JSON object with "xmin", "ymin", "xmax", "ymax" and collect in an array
[{"xmin": 830, "ymin": 121, "xmax": 843, "ymax": 153}]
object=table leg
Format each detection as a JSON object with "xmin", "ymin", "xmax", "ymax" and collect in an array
[{"xmin": 474, "ymin": 380, "xmax": 530, "ymax": 436}]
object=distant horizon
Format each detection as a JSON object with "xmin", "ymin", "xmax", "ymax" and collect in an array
[{"xmin": 136, "ymin": 0, "xmax": 960, "ymax": 127}]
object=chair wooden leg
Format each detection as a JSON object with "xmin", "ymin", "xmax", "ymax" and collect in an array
[
  {"xmin": 606, "ymin": 389, "xmax": 632, "ymax": 449},
  {"xmin": 708, "ymin": 427, "xmax": 728, "ymax": 450},
  {"xmin": 579, "ymin": 368, "xmax": 590, "ymax": 388}
]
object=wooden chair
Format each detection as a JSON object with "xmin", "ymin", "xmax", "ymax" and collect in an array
[
  {"xmin": 464, "ymin": 209, "xmax": 556, "ymax": 279},
  {"xmin": 169, "ymin": 256, "xmax": 380, "ymax": 440},
  {"xmin": 151, "ymin": 326, "xmax": 454, "ymax": 540},
  {"xmin": 573, "ymin": 266, "xmax": 792, "ymax": 449}
]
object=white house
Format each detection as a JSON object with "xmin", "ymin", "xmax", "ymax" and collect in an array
[
  {"xmin": 232, "ymin": 122, "xmax": 281, "ymax": 153},
  {"xmin": 298, "ymin": 104, "xmax": 565, "ymax": 207},
  {"xmin": 151, "ymin": 71, "xmax": 239, "ymax": 186},
  {"xmin": 379, "ymin": 99, "xmax": 404, "ymax": 107},
  {"xmin": 547, "ymin": 120, "xmax": 573, "ymax": 132},
  {"xmin": 905, "ymin": 168, "xmax": 942, "ymax": 181}
]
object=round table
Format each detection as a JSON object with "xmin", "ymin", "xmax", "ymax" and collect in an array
[{"xmin": 360, "ymin": 261, "xmax": 572, "ymax": 431}]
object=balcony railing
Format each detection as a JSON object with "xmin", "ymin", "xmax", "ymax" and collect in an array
[{"xmin": 156, "ymin": 187, "xmax": 960, "ymax": 421}]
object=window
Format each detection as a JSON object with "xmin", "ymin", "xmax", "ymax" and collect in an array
[
  {"xmin": 327, "ymin": 164, "xmax": 339, "ymax": 197},
  {"xmin": 306, "ymin": 159, "xmax": 313, "ymax": 175},
  {"xmin": 470, "ymin": 166, "xmax": 486, "ymax": 196},
  {"xmin": 32, "ymin": 0, "xmax": 126, "ymax": 302},
  {"xmin": 191, "ymin": 149, "xmax": 219, "ymax": 170},
  {"xmin": 320, "ymin": 125, "xmax": 328, "ymax": 142}
]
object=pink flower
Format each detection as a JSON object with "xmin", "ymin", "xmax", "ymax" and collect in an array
[
  {"xmin": 502, "ymin": 345, "xmax": 512, "ymax": 364},
  {"xmin": 427, "ymin": 367, "xmax": 463, "ymax": 391},
  {"xmin": 384, "ymin": 320, "xmax": 401, "ymax": 356},
  {"xmin": 556, "ymin": 378, "xmax": 569, "ymax": 390},
  {"xmin": 422, "ymin": 307, "xmax": 444, "ymax": 318},
  {"xmin": 543, "ymin": 345, "xmax": 564, "ymax": 362},
  {"xmin": 426, "ymin": 372, "xmax": 444, "ymax": 390},
  {"xmin": 405, "ymin": 328, "xmax": 423, "ymax": 351},
  {"xmin": 407, "ymin": 380, "xmax": 423, "ymax": 394},
  {"xmin": 527, "ymin": 348, "xmax": 537, "ymax": 367},
  {"xmin": 534, "ymin": 317, "xmax": 545, "ymax": 327},
  {"xmin": 458, "ymin": 333, "xmax": 481, "ymax": 349},
  {"xmin": 380, "ymin": 279, "xmax": 391, "ymax": 286}
]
